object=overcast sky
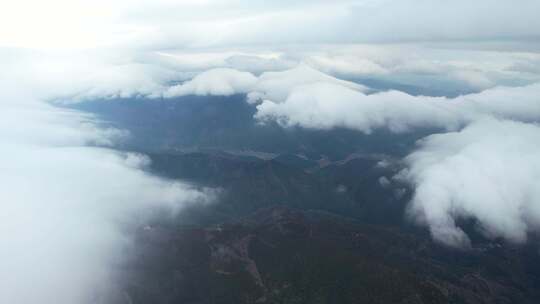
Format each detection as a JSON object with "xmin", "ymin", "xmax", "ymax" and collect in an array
[
  {"xmin": 1, "ymin": 1, "xmax": 540, "ymax": 303},
  {"xmin": 2, "ymin": 0, "xmax": 540, "ymax": 49}
]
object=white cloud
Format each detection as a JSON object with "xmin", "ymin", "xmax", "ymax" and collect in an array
[
  {"xmin": 163, "ymin": 64, "xmax": 369, "ymax": 101},
  {"xmin": 255, "ymin": 82, "xmax": 540, "ymax": 133},
  {"xmin": 164, "ymin": 68, "xmax": 258, "ymax": 97},
  {"xmin": 400, "ymin": 119, "xmax": 540, "ymax": 248},
  {"xmin": 11, "ymin": 44, "xmax": 538, "ymax": 106},
  {"xmin": 0, "ymin": 52, "xmax": 213, "ymax": 304},
  {"xmin": 247, "ymin": 65, "xmax": 369, "ymax": 103},
  {"xmin": 303, "ymin": 44, "xmax": 540, "ymax": 92},
  {"xmin": 224, "ymin": 54, "xmax": 297, "ymax": 73},
  {"xmin": 155, "ymin": 50, "xmax": 295, "ymax": 74},
  {"xmin": 2, "ymin": 49, "xmax": 177, "ymax": 103},
  {"xmin": 306, "ymin": 54, "xmax": 388, "ymax": 77},
  {"xmin": 0, "ymin": 143, "xmax": 211, "ymax": 304}
]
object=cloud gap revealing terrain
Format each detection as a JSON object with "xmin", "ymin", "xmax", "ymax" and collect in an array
[{"xmin": 2, "ymin": 1, "xmax": 540, "ymax": 303}]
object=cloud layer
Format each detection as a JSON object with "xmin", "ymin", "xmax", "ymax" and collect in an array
[
  {"xmin": 163, "ymin": 65, "xmax": 368, "ymax": 99},
  {"xmin": 0, "ymin": 53, "xmax": 212, "ymax": 304},
  {"xmin": 254, "ymin": 81, "xmax": 540, "ymax": 133},
  {"xmin": 401, "ymin": 119, "xmax": 540, "ymax": 247},
  {"xmin": 13, "ymin": 46, "xmax": 540, "ymax": 251},
  {"xmin": 9, "ymin": 0, "xmax": 535, "ymax": 49},
  {"xmin": 249, "ymin": 68, "xmax": 540, "ymax": 247},
  {"xmin": 26, "ymin": 44, "xmax": 540, "ymax": 104},
  {"xmin": 1, "ymin": 6, "xmax": 539, "ymax": 301},
  {"xmin": 29, "ymin": 46, "xmax": 540, "ymax": 250},
  {"xmin": 164, "ymin": 68, "xmax": 258, "ymax": 97}
]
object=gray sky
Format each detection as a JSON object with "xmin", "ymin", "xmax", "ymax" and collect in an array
[{"xmin": 2, "ymin": 0, "xmax": 540, "ymax": 49}]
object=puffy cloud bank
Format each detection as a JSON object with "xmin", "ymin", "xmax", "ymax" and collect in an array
[
  {"xmin": 163, "ymin": 65, "xmax": 368, "ymax": 99},
  {"xmin": 12, "ymin": 46, "xmax": 539, "ymax": 251},
  {"xmin": 162, "ymin": 55, "xmax": 534, "ymax": 248},
  {"xmin": 401, "ymin": 119, "xmax": 540, "ymax": 247},
  {"xmin": 154, "ymin": 44, "xmax": 540, "ymax": 249},
  {"xmin": 0, "ymin": 55, "xmax": 212, "ymax": 303},
  {"xmin": 254, "ymin": 82, "xmax": 540, "ymax": 133},
  {"xmin": 252, "ymin": 72, "xmax": 540, "ymax": 247},
  {"xmin": 164, "ymin": 68, "xmax": 258, "ymax": 97},
  {"xmin": 250, "ymin": 70, "xmax": 540, "ymax": 247},
  {"xmin": 246, "ymin": 65, "xmax": 369, "ymax": 103},
  {"xmin": 36, "ymin": 47, "xmax": 540, "ymax": 249},
  {"xmin": 33, "ymin": 45, "xmax": 540, "ymax": 104}
]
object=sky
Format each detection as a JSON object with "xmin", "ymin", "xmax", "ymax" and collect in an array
[
  {"xmin": 2, "ymin": 0, "xmax": 540, "ymax": 49},
  {"xmin": 1, "ymin": 1, "xmax": 540, "ymax": 303}
]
